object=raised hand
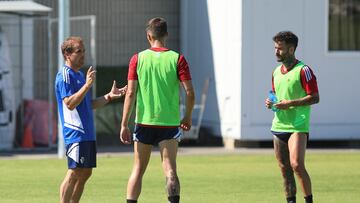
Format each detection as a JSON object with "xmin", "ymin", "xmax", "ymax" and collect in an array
[
  {"xmin": 107, "ymin": 80, "xmax": 127, "ymax": 100},
  {"xmin": 86, "ymin": 66, "xmax": 96, "ymax": 87}
]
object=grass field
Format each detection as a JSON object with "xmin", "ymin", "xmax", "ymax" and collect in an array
[{"xmin": 1, "ymin": 150, "xmax": 359, "ymax": 203}]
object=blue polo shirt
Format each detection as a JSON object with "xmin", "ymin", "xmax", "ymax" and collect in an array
[{"xmin": 55, "ymin": 65, "xmax": 95, "ymax": 144}]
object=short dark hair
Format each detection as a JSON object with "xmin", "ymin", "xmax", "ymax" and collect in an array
[
  {"xmin": 273, "ymin": 31, "xmax": 298, "ymax": 50},
  {"xmin": 146, "ymin": 17, "xmax": 167, "ymax": 39},
  {"xmin": 61, "ymin": 36, "xmax": 83, "ymax": 59}
]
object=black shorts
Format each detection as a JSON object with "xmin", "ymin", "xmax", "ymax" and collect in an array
[
  {"xmin": 271, "ymin": 131, "xmax": 309, "ymax": 143},
  {"xmin": 133, "ymin": 125, "xmax": 182, "ymax": 146},
  {"xmin": 65, "ymin": 141, "xmax": 97, "ymax": 169}
]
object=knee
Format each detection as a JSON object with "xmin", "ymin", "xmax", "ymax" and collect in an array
[
  {"xmin": 132, "ymin": 165, "xmax": 147, "ymax": 177},
  {"xmin": 278, "ymin": 162, "xmax": 292, "ymax": 173},
  {"xmin": 290, "ymin": 161, "xmax": 305, "ymax": 174},
  {"xmin": 72, "ymin": 169, "xmax": 92, "ymax": 182}
]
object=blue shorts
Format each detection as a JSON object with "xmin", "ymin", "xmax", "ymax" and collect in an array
[
  {"xmin": 65, "ymin": 141, "xmax": 97, "ymax": 169},
  {"xmin": 133, "ymin": 125, "xmax": 182, "ymax": 146},
  {"xmin": 271, "ymin": 131, "xmax": 309, "ymax": 143}
]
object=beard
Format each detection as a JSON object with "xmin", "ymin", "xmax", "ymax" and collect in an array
[{"xmin": 276, "ymin": 55, "xmax": 284, "ymax": 62}]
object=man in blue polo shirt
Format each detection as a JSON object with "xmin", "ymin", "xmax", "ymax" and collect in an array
[{"xmin": 55, "ymin": 36, "xmax": 126, "ymax": 203}]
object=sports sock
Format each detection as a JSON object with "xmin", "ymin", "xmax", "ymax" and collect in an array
[
  {"xmin": 286, "ymin": 196, "xmax": 296, "ymax": 203},
  {"xmin": 127, "ymin": 199, "xmax": 137, "ymax": 203},
  {"xmin": 304, "ymin": 195, "xmax": 313, "ymax": 203},
  {"xmin": 168, "ymin": 195, "xmax": 180, "ymax": 203}
]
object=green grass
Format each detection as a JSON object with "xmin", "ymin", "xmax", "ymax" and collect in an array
[{"xmin": 1, "ymin": 151, "xmax": 359, "ymax": 203}]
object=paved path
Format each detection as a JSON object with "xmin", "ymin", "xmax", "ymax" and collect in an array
[{"xmin": 1, "ymin": 146, "xmax": 359, "ymax": 160}]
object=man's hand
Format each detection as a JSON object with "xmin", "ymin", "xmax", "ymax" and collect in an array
[
  {"xmin": 180, "ymin": 117, "xmax": 192, "ymax": 131},
  {"xmin": 86, "ymin": 66, "xmax": 96, "ymax": 87},
  {"xmin": 274, "ymin": 99, "xmax": 291, "ymax": 109},
  {"xmin": 120, "ymin": 126, "xmax": 132, "ymax": 144},
  {"xmin": 265, "ymin": 98, "xmax": 272, "ymax": 109},
  {"xmin": 106, "ymin": 80, "xmax": 127, "ymax": 101}
]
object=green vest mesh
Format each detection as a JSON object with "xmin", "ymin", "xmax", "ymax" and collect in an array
[
  {"xmin": 135, "ymin": 49, "xmax": 180, "ymax": 126},
  {"xmin": 271, "ymin": 61, "xmax": 311, "ymax": 132}
]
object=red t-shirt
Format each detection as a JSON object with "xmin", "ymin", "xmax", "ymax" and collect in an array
[
  {"xmin": 272, "ymin": 63, "xmax": 318, "ymax": 95},
  {"xmin": 128, "ymin": 47, "xmax": 191, "ymax": 81}
]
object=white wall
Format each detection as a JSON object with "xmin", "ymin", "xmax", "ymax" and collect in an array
[
  {"xmin": 241, "ymin": 0, "xmax": 360, "ymax": 140},
  {"xmin": 181, "ymin": 0, "xmax": 242, "ymax": 139},
  {"xmin": 183, "ymin": 0, "xmax": 360, "ymax": 141},
  {"xmin": 22, "ymin": 18, "xmax": 34, "ymax": 100},
  {"xmin": 305, "ymin": 0, "xmax": 360, "ymax": 139},
  {"xmin": 241, "ymin": 0, "xmax": 307, "ymax": 140},
  {"xmin": 0, "ymin": 16, "xmax": 34, "ymax": 104}
]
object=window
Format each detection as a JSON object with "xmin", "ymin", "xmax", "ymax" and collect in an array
[{"xmin": 329, "ymin": 0, "xmax": 360, "ymax": 51}]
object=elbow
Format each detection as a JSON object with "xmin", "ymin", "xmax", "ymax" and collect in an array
[
  {"xmin": 66, "ymin": 104, "xmax": 75, "ymax": 111},
  {"xmin": 309, "ymin": 93, "xmax": 319, "ymax": 105},
  {"xmin": 64, "ymin": 100, "xmax": 75, "ymax": 110},
  {"xmin": 313, "ymin": 95, "xmax": 320, "ymax": 104},
  {"xmin": 315, "ymin": 96, "xmax": 320, "ymax": 104},
  {"xmin": 126, "ymin": 89, "xmax": 136, "ymax": 98},
  {"xmin": 186, "ymin": 89, "xmax": 195, "ymax": 102},
  {"xmin": 63, "ymin": 97, "xmax": 76, "ymax": 110}
]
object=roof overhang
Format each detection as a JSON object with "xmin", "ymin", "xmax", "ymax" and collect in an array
[{"xmin": 0, "ymin": 1, "xmax": 52, "ymax": 16}]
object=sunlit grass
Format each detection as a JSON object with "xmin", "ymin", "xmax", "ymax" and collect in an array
[{"xmin": 1, "ymin": 151, "xmax": 359, "ymax": 203}]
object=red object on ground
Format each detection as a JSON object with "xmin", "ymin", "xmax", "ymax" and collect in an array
[{"xmin": 22, "ymin": 100, "xmax": 57, "ymax": 148}]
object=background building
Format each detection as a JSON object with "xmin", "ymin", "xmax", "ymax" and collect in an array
[
  {"xmin": 0, "ymin": 0, "xmax": 181, "ymax": 148},
  {"xmin": 181, "ymin": 0, "xmax": 360, "ymax": 146},
  {"xmin": 0, "ymin": 0, "xmax": 359, "ymax": 149}
]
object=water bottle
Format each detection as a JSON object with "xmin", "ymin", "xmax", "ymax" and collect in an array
[{"xmin": 268, "ymin": 90, "xmax": 279, "ymax": 112}]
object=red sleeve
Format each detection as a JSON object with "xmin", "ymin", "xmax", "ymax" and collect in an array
[
  {"xmin": 177, "ymin": 54, "xmax": 192, "ymax": 81},
  {"xmin": 271, "ymin": 75, "xmax": 275, "ymax": 92},
  {"xmin": 127, "ymin": 54, "xmax": 138, "ymax": 80},
  {"xmin": 300, "ymin": 66, "xmax": 318, "ymax": 94}
]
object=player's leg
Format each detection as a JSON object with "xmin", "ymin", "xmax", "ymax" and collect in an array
[
  {"xmin": 60, "ymin": 168, "xmax": 92, "ymax": 203},
  {"xmin": 61, "ymin": 141, "xmax": 95, "ymax": 203},
  {"xmin": 159, "ymin": 139, "xmax": 180, "ymax": 203},
  {"xmin": 273, "ymin": 135, "xmax": 297, "ymax": 203},
  {"xmin": 288, "ymin": 132, "xmax": 313, "ymax": 202},
  {"xmin": 127, "ymin": 141, "xmax": 152, "ymax": 201},
  {"xmin": 70, "ymin": 168, "xmax": 92, "ymax": 203},
  {"xmin": 60, "ymin": 169, "xmax": 76, "ymax": 203}
]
